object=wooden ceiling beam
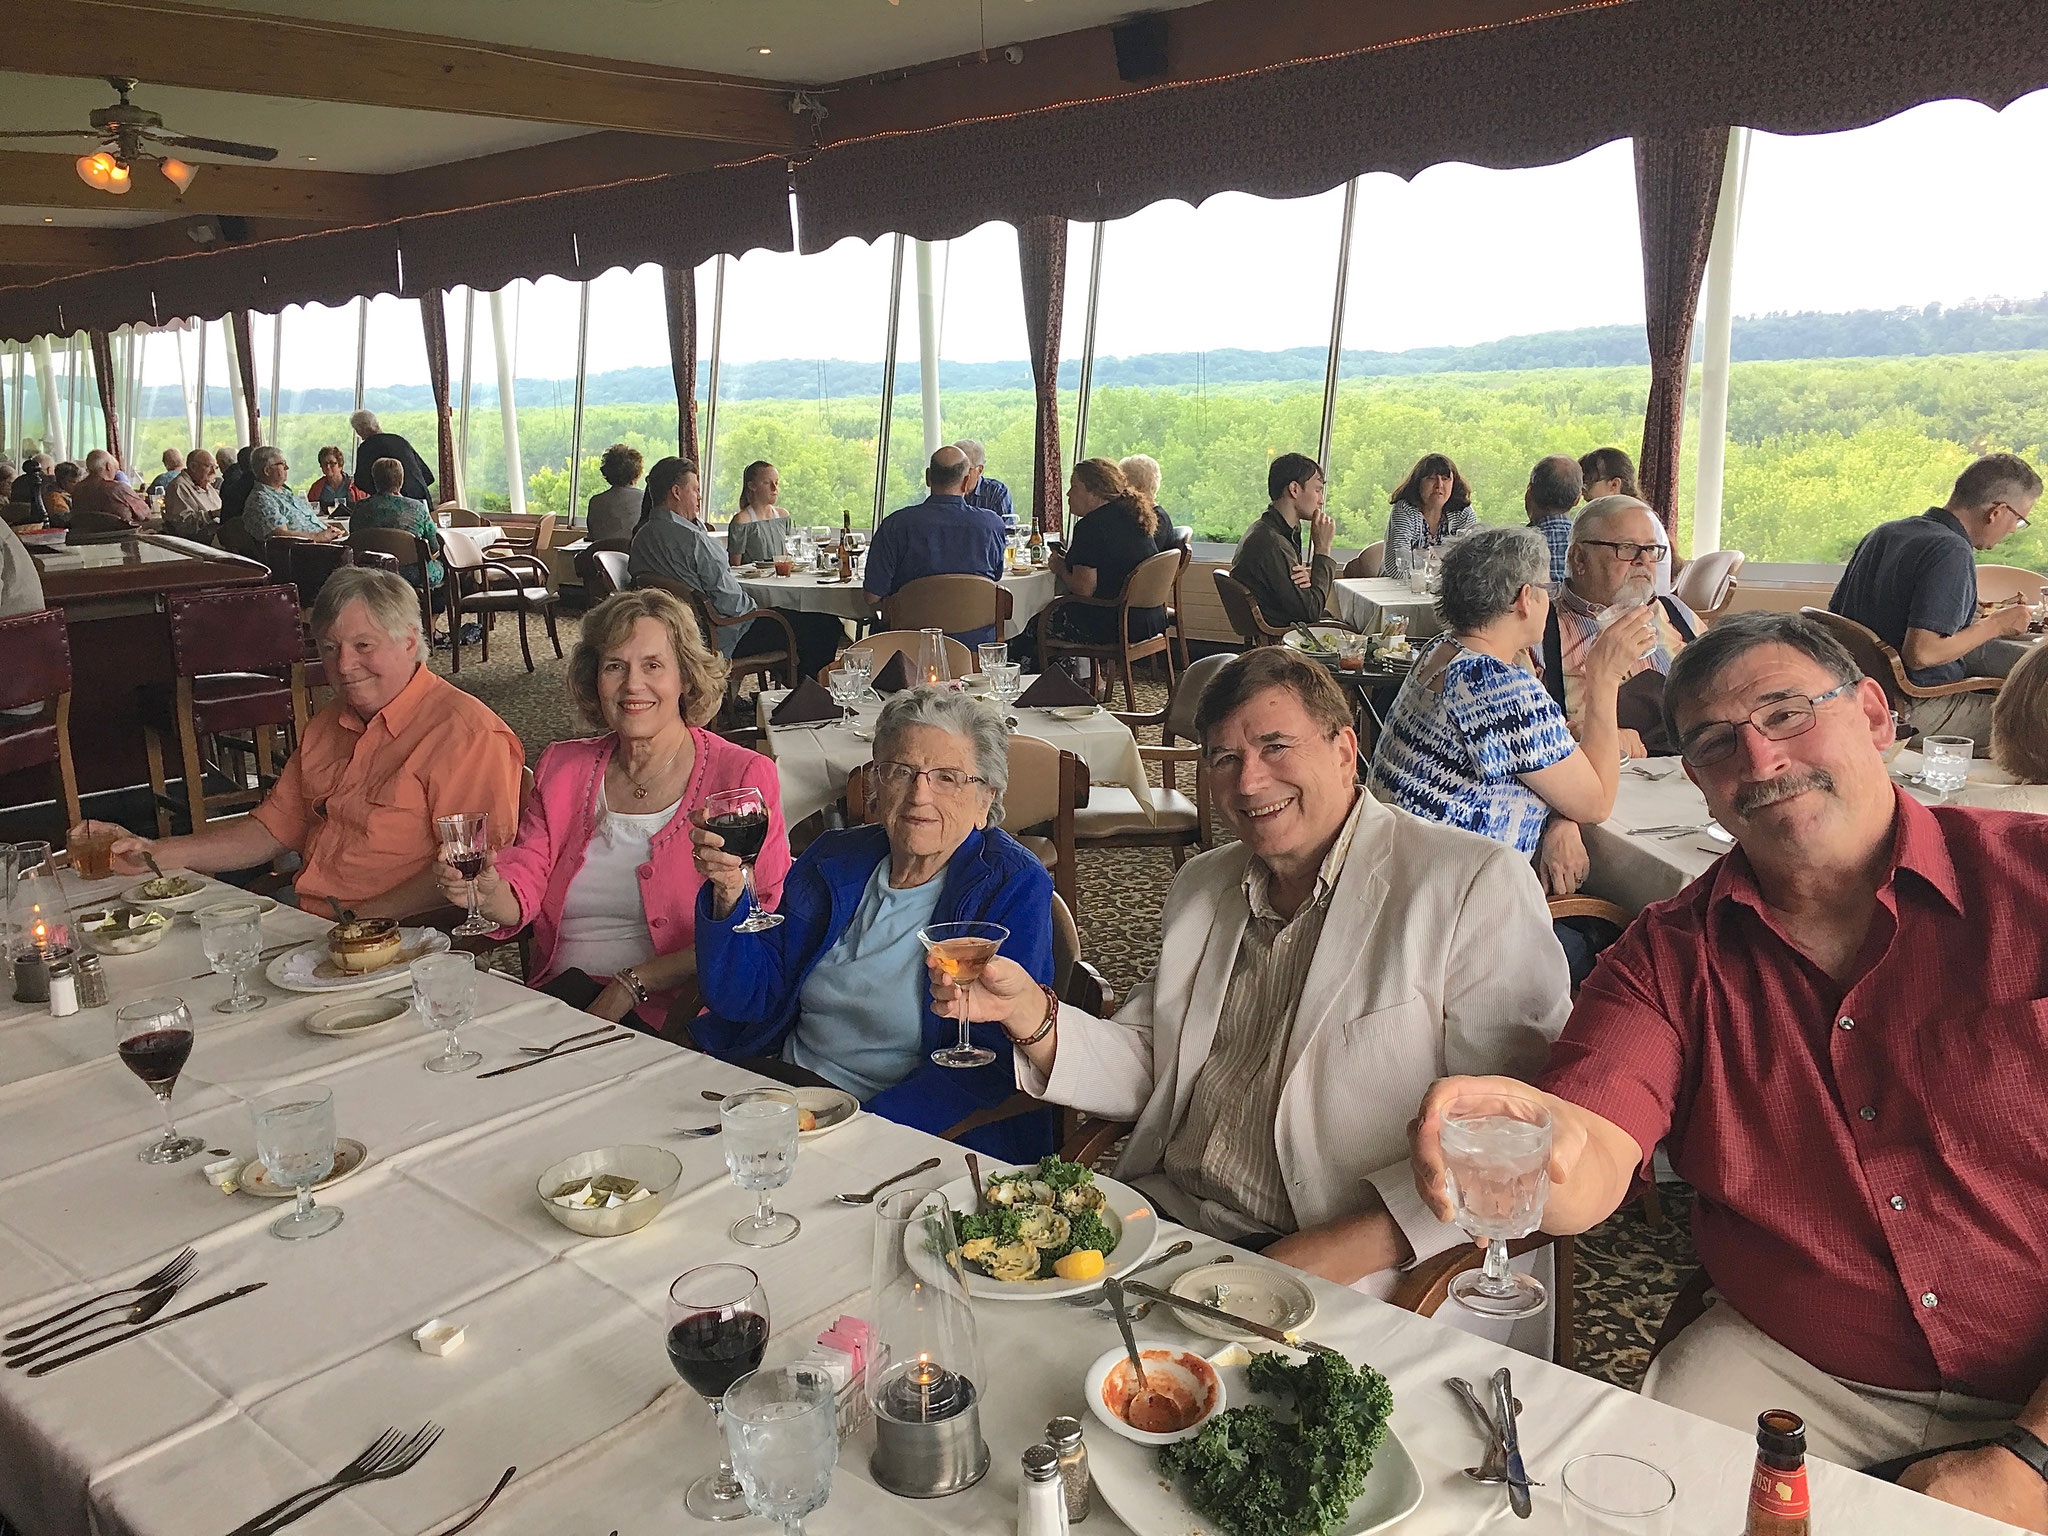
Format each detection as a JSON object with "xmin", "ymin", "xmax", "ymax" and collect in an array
[
  {"xmin": 381, "ymin": 132, "xmax": 742, "ymax": 218},
  {"xmin": 0, "ymin": 150, "xmax": 385, "ymax": 221},
  {"xmin": 2, "ymin": 225, "xmax": 134, "ymax": 271},
  {"xmin": 7, "ymin": 0, "xmax": 812, "ymax": 149}
]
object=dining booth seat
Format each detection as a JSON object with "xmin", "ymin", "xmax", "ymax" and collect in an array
[{"xmin": 0, "ymin": 608, "xmax": 82, "ymax": 835}]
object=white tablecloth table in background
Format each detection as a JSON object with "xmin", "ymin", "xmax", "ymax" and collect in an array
[
  {"xmin": 1972, "ymin": 630, "xmax": 2043, "ymax": 679},
  {"xmin": 738, "ymin": 567, "xmax": 1056, "ymax": 640},
  {"xmin": 436, "ymin": 525, "xmax": 507, "ymax": 567},
  {"xmin": 1331, "ymin": 576, "xmax": 1443, "ymax": 637},
  {"xmin": 758, "ymin": 681, "xmax": 1153, "ymax": 825},
  {"xmin": 0, "ymin": 872, "xmax": 2018, "ymax": 1536}
]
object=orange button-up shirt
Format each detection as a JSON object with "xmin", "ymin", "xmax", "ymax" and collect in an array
[{"xmin": 251, "ymin": 662, "xmax": 522, "ymax": 912}]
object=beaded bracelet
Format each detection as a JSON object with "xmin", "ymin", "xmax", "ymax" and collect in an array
[{"xmin": 1002, "ymin": 983, "xmax": 1060, "ymax": 1048}]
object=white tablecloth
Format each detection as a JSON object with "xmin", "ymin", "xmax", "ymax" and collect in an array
[
  {"xmin": 437, "ymin": 526, "xmax": 507, "ymax": 567},
  {"xmin": 738, "ymin": 569, "xmax": 1056, "ymax": 641},
  {"xmin": 757, "ymin": 681, "xmax": 1153, "ymax": 825},
  {"xmin": 0, "ymin": 872, "xmax": 2017, "ymax": 1536},
  {"xmin": 1330, "ymin": 577, "xmax": 1444, "ymax": 637}
]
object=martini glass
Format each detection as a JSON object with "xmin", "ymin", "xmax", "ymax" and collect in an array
[{"xmin": 920, "ymin": 920, "xmax": 1007, "ymax": 1068}]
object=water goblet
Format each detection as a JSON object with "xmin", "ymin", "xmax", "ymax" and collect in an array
[
  {"xmin": 435, "ymin": 812, "xmax": 493, "ymax": 936},
  {"xmin": 720, "ymin": 1089, "xmax": 801, "ymax": 1247},
  {"xmin": 827, "ymin": 668, "xmax": 864, "ymax": 729},
  {"xmin": 1921, "ymin": 734, "xmax": 1972, "ymax": 798},
  {"xmin": 977, "ymin": 642, "xmax": 1008, "ymax": 678},
  {"xmin": 250, "ymin": 1085, "xmax": 344, "ymax": 1240},
  {"xmin": 705, "ymin": 787, "xmax": 781, "ymax": 933},
  {"xmin": 723, "ymin": 1364, "xmax": 838, "ymax": 1536},
  {"xmin": 1441, "ymin": 1091, "xmax": 1553, "ymax": 1319},
  {"xmin": 410, "ymin": 952, "xmax": 482, "ymax": 1073},
  {"xmin": 115, "ymin": 995, "xmax": 204, "ymax": 1164},
  {"xmin": 669, "ymin": 1264, "xmax": 771, "ymax": 1522},
  {"xmin": 988, "ymin": 662, "xmax": 1023, "ymax": 728},
  {"xmin": 920, "ymin": 920, "xmax": 1007, "ymax": 1068},
  {"xmin": 198, "ymin": 899, "xmax": 268, "ymax": 1013},
  {"xmin": 841, "ymin": 646, "xmax": 874, "ymax": 701}
]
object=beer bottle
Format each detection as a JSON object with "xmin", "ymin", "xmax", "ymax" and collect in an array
[
  {"xmin": 838, "ymin": 509, "xmax": 854, "ymax": 583},
  {"xmin": 1743, "ymin": 1409, "xmax": 1810, "ymax": 1536}
]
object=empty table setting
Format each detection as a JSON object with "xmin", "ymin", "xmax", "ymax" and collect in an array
[{"xmin": 0, "ymin": 858, "xmax": 2015, "ymax": 1536}]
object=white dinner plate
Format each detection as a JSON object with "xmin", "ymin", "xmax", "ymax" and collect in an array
[
  {"xmin": 265, "ymin": 930, "xmax": 452, "ymax": 994},
  {"xmin": 1088, "ymin": 1348, "xmax": 1424, "ymax": 1536},
  {"xmin": 793, "ymin": 1086, "xmax": 859, "ymax": 1140},
  {"xmin": 304, "ymin": 994, "xmax": 412, "ymax": 1037},
  {"xmin": 122, "ymin": 874, "xmax": 217, "ymax": 911},
  {"xmin": 911, "ymin": 1169, "xmax": 1158, "ymax": 1300},
  {"xmin": 1281, "ymin": 624, "xmax": 1352, "ymax": 657},
  {"xmin": 1166, "ymin": 1260, "xmax": 1317, "ymax": 1343},
  {"xmin": 238, "ymin": 1137, "xmax": 371, "ymax": 1196}
]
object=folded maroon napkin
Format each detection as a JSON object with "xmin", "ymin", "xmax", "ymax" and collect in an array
[
  {"xmin": 871, "ymin": 651, "xmax": 913, "ymax": 694},
  {"xmin": 1015, "ymin": 669, "xmax": 1095, "ymax": 708},
  {"xmin": 770, "ymin": 679, "xmax": 841, "ymax": 726}
]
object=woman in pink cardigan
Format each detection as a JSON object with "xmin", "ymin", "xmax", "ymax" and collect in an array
[{"xmin": 438, "ymin": 588, "xmax": 791, "ymax": 1034}]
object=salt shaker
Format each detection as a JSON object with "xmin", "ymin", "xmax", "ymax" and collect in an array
[
  {"xmin": 1046, "ymin": 1415, "xmax": 1091, "ymax": 1523},
  {"xmin": 46, "ymin": 956, "xmax": 79, "ymax": 1017},
  {"xmin": 1018, "ymin": 1443, "xmax": 1069, "ymax": 1536}
]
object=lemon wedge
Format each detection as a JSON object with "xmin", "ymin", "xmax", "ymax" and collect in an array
[{"xmin": 1053, "ymin": 1249, "xmax": 1105, "ymax": 1280}]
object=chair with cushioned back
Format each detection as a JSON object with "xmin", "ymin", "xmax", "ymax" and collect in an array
[
  {"xmin": 347, "ymin": 526, "xmax": 438, "ymax": 644},
  {"xmin": 1800, "ymin": 606, "xmax": 2001, "ymax": 714},
  {"xmin": 453, "ymin": 546, "xmax": 562, "ymax": 674},
  {"xmin": 485, "ymin": 511, "xmax": 557, "ymax": 557},
  {"xmin": 1342, "ymin": 541, "xmax": 1387, "ymax": 579},
  {"xmin": 1672, "ymin": 548, "xmax": 1745, "ymax": 619},
  {"xmin": 450, "ymin": 508, "xmax": 487, "ymax": 527},
  {"xmin": 137, "ymin": 585, "xmax": 310, "ymax": 836},
  {"xmin": 635, "ymin": 574, "xmax": 796, "ymax": 721},
  {"xmin": 0, "ymin": 609, "xmax": 82, "ymax": 836},
  {"xmin": 813, "ymin": 629, "xmax": 972, "ymax": 686},
  {"xmin": 1040, "ymin": 547, "xmax": 1184, "ymax": 710},
  {"xmin": 575, "ymin": 539, "xmax": 633, "ymax": 602},
  {"xmin": 1974, "ymin": 563, "xmax": 2048, "ymax": 605},
  {"xmin": 1073, "ymin": 652, "xmax": 1225, "ymax": 875},
  {"xmin": 880, "ymin": 574, "xmax": 1013, "ymax": 643}
]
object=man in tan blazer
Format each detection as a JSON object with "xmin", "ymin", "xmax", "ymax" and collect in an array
[{"xmin": 936, "ymin": 646, "xmax": 1569, "ymax": 1291}]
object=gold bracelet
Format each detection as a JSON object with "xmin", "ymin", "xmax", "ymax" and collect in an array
[{"xmin": 1005, "ymin": 984, "xmax": 1059, "ymax": 1048}]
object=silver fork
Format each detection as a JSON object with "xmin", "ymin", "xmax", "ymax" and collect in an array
[
  {"xmin": 5, "ymin": 1247, "xmax": 196, "ymax": 1340},
  {"xmin": 5, "ymin": 1282, "xmax": 185, "ymax": 1368},
  {"xmin": 230, "ymin": 1423, "xmax": 445, "ymax": 1536},
  {"xmin": 223, "ymin": 1427, "xmax": 404, "ymax": 1536},
  {"xmin": 1092, "ymin": 1251, "xmax": 1232, "ymax": 1319}
]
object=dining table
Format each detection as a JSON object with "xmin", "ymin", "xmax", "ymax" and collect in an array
[
  {"xmin": 755, "ymin": 679, "xmax": 1155, "ymax": 826},
  {"xmin": 0, "ymin": 865, "xmax": 2017, "ymax": 1536},
  {"xmin": 1329, "ymin": 576, "xmax": 1444, "ymax": 639},
  {"xmin": 734, "ymin": 565, "xmax": 1057, "ymax": 642}
]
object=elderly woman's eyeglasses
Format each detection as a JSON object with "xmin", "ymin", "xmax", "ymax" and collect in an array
[
  {"xmin": 1579, "ymin": 539, "xmax": 1670, "ymax": 564},
  {"xmin": 1678, "ymin": 679, "xmax": 1858, "ymax": 767},
  {"xmin": 874, "ymin": 760, "xmax": 988, "ymax": 794}
]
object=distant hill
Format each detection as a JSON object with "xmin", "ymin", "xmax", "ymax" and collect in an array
[{"xmin": 135, "ymin": 293, "xmax": 2048, "ymax": 419}]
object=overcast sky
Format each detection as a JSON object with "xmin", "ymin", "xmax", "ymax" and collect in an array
[{"xmin": 142, "ymin": 89, "xmax": 2048, "ymax": 393}]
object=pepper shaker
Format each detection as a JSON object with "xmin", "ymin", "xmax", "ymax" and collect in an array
[
  {"xmin": 1046, "ymin": 1415, "xmax": 1091, "ymax": 1523},
  {"xmin": 75, "ymin": 953, "xmax": 109, "ymax": 1009}
]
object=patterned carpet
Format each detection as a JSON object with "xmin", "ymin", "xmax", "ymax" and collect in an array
[{"xmin": 428, "ymin": 613, "xmax": 1697, "ymax": 1390}]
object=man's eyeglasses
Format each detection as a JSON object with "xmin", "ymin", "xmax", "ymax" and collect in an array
[
  {"xmin": 1578, "ymin": 539, "xmax": 1670, "ymax": 564},
  {"xmin": 873, "ymin": 760, "xmax": 989, "ymax": 795},
  {"xmin": 1990, "ymin": 502, "xmax": 2032, "ymax": 530},
  {"xmin": 1677, "ymin": 679, "xmax": 1858, "ymax": 767}
]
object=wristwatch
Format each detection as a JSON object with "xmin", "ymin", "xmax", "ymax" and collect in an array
[{"xmin": 1997, "ymin": 1426, "xmax": 2048, "ymax": 1484}]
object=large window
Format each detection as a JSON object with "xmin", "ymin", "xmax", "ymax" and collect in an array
[
  {"xmin": 1082, "ymin": 188, "xmax": 1348, "ymax": 541},
  {"xmin": 264, "ymin": 301, "xmax": 361, "ymax": 488},
  {"xmin": 1719, "ymin": 91, "xmax": 2048, "ymax": 570},
  {"xmin": 573, "ymin": 263, "xmax": 674, "ymax": 522},
  {"xmin": 459, "ymin": 278, "xmax": 580, "ymax": 515},
  {"xmin": 1330, "ymin": 141, "xmax": 1649, "ymax": 552}
]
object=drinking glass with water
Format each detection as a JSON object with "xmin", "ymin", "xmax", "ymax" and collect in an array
[
  {"xmin": 1441, "ymin": 1092, "xmax": 1554, "ymax": 1319},
  {"xmin": 410, "ymin": 952, "xmax": 482, "ymax": 1073},
  {"xmin": 198, "ymin": 900, "xmax": 268, "ymax": 1014},
  {"xmin": 721, "ymin": 1088, "xmax": 801, "ymax": 1247},
  {"xmin": 722, "ymin": 1364, "xmax": 838, "ymax": 1536},
  {"xmin": 1921, "ymin": 734, "xmax": 1972, "ymax": 797},
  {"xmin": 251, "ymin": 1085, "xmax": 343, "ymax": 1241}
]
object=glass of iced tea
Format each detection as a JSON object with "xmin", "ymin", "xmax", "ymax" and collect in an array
[{"xmin": 71, "ymin": 826, "xmax": 117, "ymax": 882}]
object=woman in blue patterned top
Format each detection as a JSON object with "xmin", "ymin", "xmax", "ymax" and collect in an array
[
  {"xmin": 1368, "ymin": 525, "xmax": 1651, "ymax": 855},
  {"xmin": 1382, "ymin": 453, "xmax": 1481, "ymax": 579},
  {"xmin": 243, "ymin": 446, "xmax": 343, "ymax": 545}
]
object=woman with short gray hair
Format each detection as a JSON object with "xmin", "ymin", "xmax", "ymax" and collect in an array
[
  {"xmin": 1369, "ymin": 524, "xmax": 1649, "ymax": 855},
  {"xmin": 690, "ymin": 684, "xmax": 1055, "ymax": 1159},
  {"xmin": 243, "ymin": 444, "xmax": 340, "ymax": 544}
]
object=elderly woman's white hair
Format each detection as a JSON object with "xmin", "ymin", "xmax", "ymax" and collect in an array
[
  {"xmin": 1435, "ymin": 525, "xmax": 1551, "ymax": 633},
  {"xmin": 309, "ymin": 566, "xmax": 422, "ymax": 646},
  {"xmin": 872, "ymin": 685, "xmax": 1010, "ymax": 825},
  {"xmin": 349, "ymin": 409, "xmax": 380, "ymax": 438},
  {"xmin": 1118, "ymin": 454, "xmax": 1162, "ymax": 498},
  {"xmin": 250, "ymin": 445, "xmax": 286, "ymax": 482}
]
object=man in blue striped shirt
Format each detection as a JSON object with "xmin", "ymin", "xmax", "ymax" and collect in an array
[{"xmin": 1525, "ymin": 454, "xmax": 1582, "ymax": 584}]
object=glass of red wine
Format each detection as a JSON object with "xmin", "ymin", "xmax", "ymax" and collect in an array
[
  {"xmin": 668, "ymin": 1263, "xmax": 771, "ymax": 1523},
  {"xmin": 704, "ymin": 788, "xmax": 781, "ymax": 934},
  {"xmin": 435, "ymin": 812, "xmax": 493, "ymax": 937},
  {"xmin": 115, "ymin": 996, "xmax": 205, "ymax": 1164}
]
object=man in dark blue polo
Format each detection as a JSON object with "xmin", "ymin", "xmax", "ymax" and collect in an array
[
  {"xmin": 864, "ymin": 446, "xmax": 1009, "ymax": 648},
  {"xmin": 955, "ymin": 438, "xmax": 1015, "ymax": 529},
  {"xmin": 1830, "ymin": 452, "xmax": 2039, "ymax": 746}
]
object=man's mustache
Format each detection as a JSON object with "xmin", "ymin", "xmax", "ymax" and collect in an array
[{"xmin": 1732, "ymin": 767, "xmax": 1835, "ymax": 817}]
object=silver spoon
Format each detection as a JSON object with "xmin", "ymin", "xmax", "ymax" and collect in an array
[
  {"xmin": 427, "ymin": 1466, "xmax": 516, "ymax": 1536},
  {"xmin": 6, "ymin": 1284, "xmax": 182, "ymax": 1369},
  {"xmin": 668, "ymin": 1125, "xmax": 720, "ymax": 1139},
  {"xmin": 521, "ymin": 1024, "xmax": 620, "ymax": 1055},
  {"xmin": 833, "ymin": 1157, "xmax": 942, "ymax": 1205}
]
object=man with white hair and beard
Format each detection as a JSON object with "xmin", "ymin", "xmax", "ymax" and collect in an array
[{"xmin": 1409, "ymin": 612, "xmax": 2048, "ymax": 1524}]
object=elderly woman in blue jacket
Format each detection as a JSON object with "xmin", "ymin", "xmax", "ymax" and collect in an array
[{"xmin": 691, "ymin": 686, "xmax": 1056, "ymax": 1160}]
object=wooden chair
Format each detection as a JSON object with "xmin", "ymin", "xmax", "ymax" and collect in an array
[
  {"xmin": 1800, "ymin": 607, "xmax": 2001, "ymax": 714},
  {"xmin": 0, "ymin": 609, "xmax": 82, "ymax": 836},
  {"xmin": 637, "ymin": 573, "xmax": 797, "ymax": 717},
  {"xmin": 347, "ymin": 526, "xmax": 438, "ymax": 643},
  {"xmin": 1975, "ymin": 563, "xmax": 2048, "ymax": 605},
  {"xmin": 1672, "ymin": 549, "xmax": 1745, "ymax": 618},
  {"xmin": 881, "ymin": 574, "xmax": 1013, "ymax": 642},
  {"xmin": 1212, "ymin": 569, "xmax": 1291, "ymax": 647},
  {"xmin": 1160, "ymin": 538, "xmax": 1193, "ymax": 671},
  {"xmin": 575, "ymin": 539, "xmax": 633, "ymax": 602},
  {"xmin": 1039, "ymin": 548, "xmax": 1184, "ymax": 710},
  {"xmin": 813, "ymin": 628, "xmax": 972, "ymax": 687},
  {"xmin": 1074, "ymin": 652, "xmax": 1227, "ymax": 874},
  {"xmin": 454, "ymin": 547, "xmax": 563, "ymax": 674},
  {"xmin": 485, "ymin": 511, "xmax": 557, "ymax": 556},
  {"xmin": 449, "ymin": 507, "xmax": 488, "ymax": 527},
  {"xmin": 995, "ymin": 737, "xmax": 1084, "ymax": 911},
  {"xmin": 1388, "ymin": 1235, "xmax": 1578, "ymax": 1367},
  {"xmin": 137, "ymin": 585, "xmax": 310, "ymax": 836},
  {"xmin": 1342, "ymin": 540, "xmax": 1387, "ymax": 579}
]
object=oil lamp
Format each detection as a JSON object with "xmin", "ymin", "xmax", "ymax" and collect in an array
[{"xmin": 867, "ymin": 1186, "xmax": 989, "ymax": 1497}]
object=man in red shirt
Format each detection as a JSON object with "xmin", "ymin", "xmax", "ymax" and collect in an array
[
  {"xmin": 1408, "ymin": 611, "xmax": 2048, "ymax": 1528},
  {"xmin": 68, "ymin": 448, "xmax": 156, "ymax": 529}
]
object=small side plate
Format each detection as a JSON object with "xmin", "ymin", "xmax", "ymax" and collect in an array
[
  {"xmin": 305, "ymin": 995, "xmax": 411, "ymax": 1037},
  {"xmin": 1048, "ymin": 705, "xmax": 1102, "ymax": 721},
  {"xmin": 239, "ymin": 1137, "xmax": 370, "ymax": 1196},
  {"xmin": 793, "ymin": 1086, "xmax": 859, "ymax": 1140},
  {"xmin": 1167, "ymin": 1261, "xmax": 1316, "ymax": 1343}
]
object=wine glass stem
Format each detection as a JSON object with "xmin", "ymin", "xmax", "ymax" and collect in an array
[
  {"xmin": 957, "ymin": 982, "xmax": 974, "ymax": 1053},
  {"xmin": 707, "ymin": 1401, "xmax": 743, "ymax": 1498},
  {"xmin": 154, "ymin": 1088, "xmax": 178, "ymax": 1142},
  {"xmin": 1481, "ymin": 1237, "xmax": 1513, "ymax": 1292},
  {"xmin": 443, "ymin": 1030, "xmax": 461, "ymax": 1063},
  {"xmin": 740, "ymin": 861, "xmax": 759, "ymax": 916},
  {"xmin": 755, "ymin": 1191, "xmax": 775, "ymax": 1227},
  {"xmin": 466, "ymin": 882, "xmax": 480, "ymax": 927},
  {"xmin": 294, "ymin": 1184, "xmax": 314, "ymax": 1223}
]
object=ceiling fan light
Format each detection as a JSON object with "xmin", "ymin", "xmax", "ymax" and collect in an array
[
  {"xmin": 75, "ymin": 152, "xmax": 114, "ymax": 190},
  {"xmin": 105, "ymin": 159, "xmax": 132, "ymax": 193},
  {"xmin": 160, "ymin": 157, "xmax": 198, "ymax": 194}
]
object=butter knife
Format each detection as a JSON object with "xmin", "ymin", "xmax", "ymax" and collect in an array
[
  {"xmin": 26, "ymin": 1283, "xmax": 267, "ymax": 1377},
  {"xmin": 1117, "ymin": 1279, "xmax": 1341, "ymax": 1355},
  {"xmin": 1490, "ymin": 1366, "xmax": 1533, "ymax": 1518},
  {"xmin": 475, "ymin": 1032, "xmax": 633, "ymax": 1079}
]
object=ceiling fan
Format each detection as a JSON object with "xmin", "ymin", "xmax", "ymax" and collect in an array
[{"xmin": 0, "ymin": 76, "xmax": 279, "ymax": 196}]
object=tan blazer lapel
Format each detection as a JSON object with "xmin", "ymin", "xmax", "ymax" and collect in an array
[
  {"xmin": 1279, "ymin": 799, "xmax": 1395, "ymax": 1084},
  {"xmin": 1170, "ymin": 877, "xmax": 1250, "ymax": 1128}
]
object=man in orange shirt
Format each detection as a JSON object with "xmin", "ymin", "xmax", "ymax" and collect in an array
[{"xmin": 81, "ymin": 568, "xmax": 522, "ymax": 916}]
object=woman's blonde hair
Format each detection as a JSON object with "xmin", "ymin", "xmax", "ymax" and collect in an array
[
  {"xmin": 1992, "ymin": 639, "xmax": 2048, "ymax": 783},
  {"xmin": 568, "ymin": 588, "xmax": 729, "ymax": 730},
  {"xmin": 1071, "ymin": 456, "xmax": 1157, "ymax": 537}
]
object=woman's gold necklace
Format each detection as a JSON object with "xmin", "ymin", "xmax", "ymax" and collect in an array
[{"xmin": 620, "ymin": 734, "xmax": 686, "ymax": 800}]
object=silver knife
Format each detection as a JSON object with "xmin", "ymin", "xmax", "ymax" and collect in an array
[
  {"xmin": 1118, "ymin": 1279, "xmax": 1342, "ymax": 1355},
  {"xmin": 1491, "ymin": 1366, "xmax": 1533, "ymax": 1518},
  {"xmin": 26, "ymin": 1283, "xmax": 268, "ymax": 1377},
  {"xmin": 475, "ymin": 1032, "xmax": 633, "ymax": 1079}
]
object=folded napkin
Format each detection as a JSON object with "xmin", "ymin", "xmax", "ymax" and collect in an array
[
  {"xmin": 871, "ymin": 651, "xmax": 913, "ymax": 694},
  {"xmin": 770, "ymin": 678, "xmax": 842, "ymax": 726},
  {"xmin": 1015, "ymin": 669, "xmax": 1095, "ymax": 709}
]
